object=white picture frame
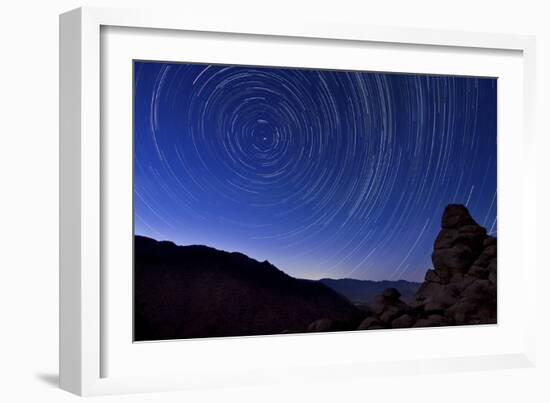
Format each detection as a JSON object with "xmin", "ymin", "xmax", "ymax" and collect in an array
[{"xmin": 59, "ymin": 6, "xmax": 537, "ymax": 396}]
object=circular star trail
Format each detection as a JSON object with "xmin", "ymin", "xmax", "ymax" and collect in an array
[{"xmin": 134, "ymin": 62, "xmax": 497, "ymax": 282}]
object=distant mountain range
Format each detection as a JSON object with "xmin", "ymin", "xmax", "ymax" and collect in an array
[{"xmin": 320, "ymin": 278, "xmax": 420, "ymax": 306}]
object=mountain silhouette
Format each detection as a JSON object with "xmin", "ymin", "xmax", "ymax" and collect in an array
[{"xmin": 134, "ymin": 235, "xmax": 362, "ymax": 340}]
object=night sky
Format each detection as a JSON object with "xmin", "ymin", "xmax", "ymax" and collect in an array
[{"xmin": 134, "ymin": 61, "xmax": 497, "ymax": 282}]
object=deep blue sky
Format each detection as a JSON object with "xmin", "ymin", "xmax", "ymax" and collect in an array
[{"xmin": 134, "ymin": 61, "xmax": 497, "ymax": 282}]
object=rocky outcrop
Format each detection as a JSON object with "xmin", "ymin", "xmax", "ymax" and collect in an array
[
  {"xmin": 307, "ymin": 318, "xmax": 335, "ymax": 332},
  {"xmin": 356, "ymin": 204, "xmax": 497, "ymax": 330}
]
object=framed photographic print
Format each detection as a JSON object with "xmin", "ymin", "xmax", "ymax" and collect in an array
[
  {"xmin": 60, "ymin": 7, "xmax": 537, "ymax": 396},
  {"xmin": 133, "ymin": 60, "xmax": 497, "ymax": 341}
]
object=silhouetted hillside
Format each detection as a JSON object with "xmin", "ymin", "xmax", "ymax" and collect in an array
[
  {"xmin": 134, "ymin": 236, "xmax": 362, "ymax": 341},
  {"xmin": 320, "ymin": 278, "xmax": 420, "ymax": 306}
]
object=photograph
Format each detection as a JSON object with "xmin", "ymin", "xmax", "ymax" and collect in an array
[
  {"xmin": 133, "ymin": 61, "xmax": 497, "ymax": 341},
  {"xmin": 1, "ymin": 0, "xmax": 544, "ymax": 400}
]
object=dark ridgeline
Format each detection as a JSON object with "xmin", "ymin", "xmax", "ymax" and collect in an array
[
  {"xmin": 134, "ymin": 204, "xmax": 497, "ymax": 341},
  {"xmin": 134, "ymin": 237, "xmax": 362, "ymax": 341}
]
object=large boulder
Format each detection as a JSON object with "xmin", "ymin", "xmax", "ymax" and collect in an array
[
  {"xmin": 358, "ymin": 317, "xmax": 384, "ymax": 330},
  {"xmin": 468, "ymin": 265, "xmax": 490, "ymax": 279},
  {"xmin": 434, "ymin": 225, "xmax": 486, "ymax": 252},
  {"xmin": 391, "ymin": 314, "xmax": 415, "ymax": 328},
  {"xmin": 472, "ymin": 244, "xmax": 497, "ymax": 268},
  {"xmin": 431, "ymin": 243, "xmax": 477, "ymax": 274},
  {"xmin": 441, "ymin": 204, "xmax": 478, "ymax": 229},
  {"xmin": 483, "ymin": 236, "xmax": 497, "ymax": 247},
  {"xmin": 307, "ymin": 318, "xmax": 335, "ymax": 332},
  {"xmin": 413, "ymin": 314, "xmax": 448, "ymax": 328},
  {"xmin": 488, "ymin": 270, "xmax": 497, "ymax": 285},
  {"xmin": 425, "ymin": 269, "xmax": 441, "ymax": 283},
  {"xmin": 423, "ymin": 298, "xmax": 447, "ymax": 314},
  {"xmin": 462, "ymin": 279, "xmax": 496, "ymax": 302},
  {"xmin": 446, "ymin": 299, "xmax": 479, "ymax": 324},
  {"xmin": 368, "ymin": 287, "xmax": 411, "ymax": 325},
  {"xmin": 415, "ymin": 282, "xmax": 459, "ymax": 307},
  {"xmin": 432, "ymin": 205, "xmax": 488, "ymax": 282},
  {"xmin": 382, "ymin": 287, "xmax": 401, "ymax": 302},
  {"xmin": 380, "ymin": 303, "xmax": 408, "ymax": 323}
]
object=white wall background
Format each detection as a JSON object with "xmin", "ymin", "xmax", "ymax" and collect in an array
[{"xmin": 0, "ymin": 0, "xmax": 548, "ymax": 401}]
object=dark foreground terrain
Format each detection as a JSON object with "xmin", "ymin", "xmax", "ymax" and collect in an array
[
  {"xmin": 135, "ymin": 204, "xmax": 496, "ymax": 340},
  {"xmin": 135, "ymin": 236, "xmax": 362, "ymax": 340}
]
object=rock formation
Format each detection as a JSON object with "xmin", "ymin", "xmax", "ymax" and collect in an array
[{"xmin": 354, "ymin": 204, "xmax": 497, "ymax": 330}]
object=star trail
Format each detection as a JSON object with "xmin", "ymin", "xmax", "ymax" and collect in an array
[{"xmin": 133, "ymin": 61, "xmax": 497, "ymax": 282}]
